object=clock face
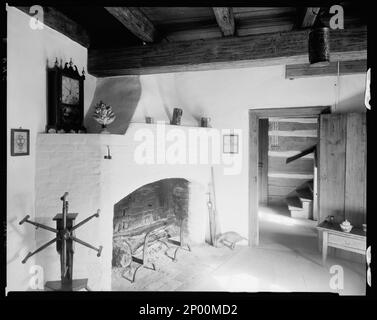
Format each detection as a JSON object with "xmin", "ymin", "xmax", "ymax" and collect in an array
[{"xmin": 62, "ymin": 76, "xmax": 80, "ymax": 105}]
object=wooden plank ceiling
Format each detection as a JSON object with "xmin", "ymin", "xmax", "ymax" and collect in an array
[{"xmin": 16, "ymin": 5, "xmax": 367, "ymax": 76}]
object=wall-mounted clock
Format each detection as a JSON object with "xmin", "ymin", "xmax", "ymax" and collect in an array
[{"xmin": 46, "ymin": 58, "xmax": 86, "ymax": 133}]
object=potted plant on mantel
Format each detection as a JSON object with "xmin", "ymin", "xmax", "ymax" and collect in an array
[{"xmin": 93, "ymin": 101, "xmax": 116, "ymax": 134}]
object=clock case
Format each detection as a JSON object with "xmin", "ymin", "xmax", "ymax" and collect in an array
[{"xmin": 46, "ymin": 60, "xmax": 86, "ymax": 133}]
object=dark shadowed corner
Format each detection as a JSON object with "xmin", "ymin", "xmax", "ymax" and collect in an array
[{"xmin": 84, "ymin": 76, "xmax": 142, "ymax": 134}]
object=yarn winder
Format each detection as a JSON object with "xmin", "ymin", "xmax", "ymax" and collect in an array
[{"xmin": 19, "ymin": 192, "xmax": 103, "ymax": 291}]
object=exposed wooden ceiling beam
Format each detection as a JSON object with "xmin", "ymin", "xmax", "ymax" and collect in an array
[
  {"xmin": 286, "ymin": 59, "xmax": 367, "ymax": 79},
  {"xmin": 212, "ymin": 7, "xmax": 235, "ymax": 36},
  {"xmin": 16, "ymin": 6, "xmax": 90, "ymax": 48},
  {"xmin": 251, "ymin": 106, "xmax": 331, "ymax": 119},
  {"xmin": 88, "ymin": 27, "xmax": 367, "ymax": 77},
  {"xmin": 301, "ymin": 7, "xmax": 321, "ymax": 28},
  {"xmin": 104, "ymin": 7, "xmax": 158, "ymax": 43}
]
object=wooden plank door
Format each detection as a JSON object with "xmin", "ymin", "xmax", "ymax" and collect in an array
[
  {"xmin": 318, "ymin": 112, "xmax": 366, "ymax": 227},
  {"xmin": 318, "ymin": 113, "xmax": 347, "ymax": 224},
  {"xmin": 345, "ymin": 113, "xmax": 367, "ymax": 227}
]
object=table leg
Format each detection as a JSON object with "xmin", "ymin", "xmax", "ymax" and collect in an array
[
  {"xmin": 318, "ymin": 230, "xmax": 322, "ymax": 252},
  {"xmin": 322, "ymin": 231, "xmax": 328, "ymax": 265}
]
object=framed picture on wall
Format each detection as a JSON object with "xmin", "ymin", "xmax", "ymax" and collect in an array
[
  {"xmin": 223, "ymin": 134, "xmax": 239, "ymax": 154},
  {"xmin": 11, "ymin": 128, "xmax": 30, "ymax": 156}
]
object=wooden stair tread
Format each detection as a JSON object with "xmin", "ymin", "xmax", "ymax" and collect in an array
[
  {"xmin": 285, "ymin": 180, "xmax": 314, "ymax": 219},
  {"xmin": 288, "ymin": 207, "xmax": 304, "ymax": 212}
]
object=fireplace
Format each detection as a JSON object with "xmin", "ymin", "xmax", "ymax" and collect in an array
[
  {"xmin": 112, "ymin": 178, "xmax": 202, "ymax": 283},
  {"xmin": 113, "ymin": 179, "xmax": 189, "ymax": 238},
  {"xmin": 35, "ymin": 123, "xmax": 212, "ymax": 290}
]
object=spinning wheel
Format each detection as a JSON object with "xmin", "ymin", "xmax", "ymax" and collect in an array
[{"xmin": 19, "ymin": 192, "xmax": 103, "ymax": 291}]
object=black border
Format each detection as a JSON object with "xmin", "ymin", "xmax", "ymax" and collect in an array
[{"xmin": 1, "ymin": 0, "xmax": 7, "ymax": 304}]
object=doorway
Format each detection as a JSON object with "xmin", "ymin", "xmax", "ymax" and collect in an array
[{"xmin": 248, "ymin": 106, "xmax": 330, "ymax": 246}]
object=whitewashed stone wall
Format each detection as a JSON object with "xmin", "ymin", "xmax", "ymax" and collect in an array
[{"xmin": 35, "ymin": 123, "xmax": 213, "ymax": 290}]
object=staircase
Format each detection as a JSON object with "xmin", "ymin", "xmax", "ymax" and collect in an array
[{"xmin": 285, "ymin": 180, "xmax": 314, "ymax": 219}]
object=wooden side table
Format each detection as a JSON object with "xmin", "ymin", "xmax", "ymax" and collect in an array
[{"xmin": 317, "ymin": 221, "xmax": 366, "ymax": 265}]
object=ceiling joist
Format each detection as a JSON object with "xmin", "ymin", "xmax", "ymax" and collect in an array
[
  {"xmin": 212, "ymin": 7, "xmax": 235, "ymax": 36},
  {"xmin": 104, "ymin": 7, "xmax": 159, "ymax": 43},
  {"xmin": 88, "ymin": 27, "xmax": 367, "ymax": 77},
  {"xmin": 16, "ymin": 6, "xmax": 90, "ymax": 48},
  {"xmin": 286, "ymin": 59, "xmax": 367, "ymax": 79}
]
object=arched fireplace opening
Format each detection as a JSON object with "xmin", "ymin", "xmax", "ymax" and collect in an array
[{"xmin": 111, "ymin": 178, "xmax": 207, "ymax": 285}]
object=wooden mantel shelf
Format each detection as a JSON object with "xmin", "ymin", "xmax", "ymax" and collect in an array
[{"xmin": 37, "ymin": 123, "xmax": 216, "ymax": 147}]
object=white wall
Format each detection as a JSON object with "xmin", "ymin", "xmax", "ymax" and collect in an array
[
  {"xmin": 6, "ymin": 7, "xmax": 96, "ymax": 291},
  {"xmin": 130, "ymin": 66, "xmax": 366, "ymax": 239}
]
